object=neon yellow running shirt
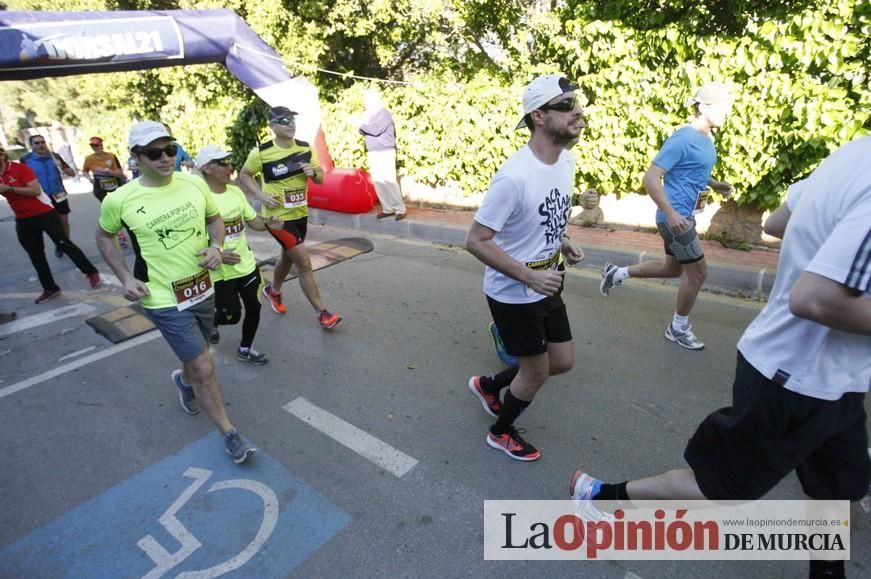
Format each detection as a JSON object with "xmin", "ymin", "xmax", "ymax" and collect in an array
[
  {"xmin": 212, "ymin": 184, "xmax": 258, "ymax": 282},
  {"xmin": 243, "ymin": 139, "xmax": 320, "ymax": 221},
  {"xmin": 99, "ymin": 173, "xmax": 219, "ymax": 309}
]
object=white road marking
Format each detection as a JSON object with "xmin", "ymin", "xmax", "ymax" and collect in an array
[
  {"xmin": 0, "ymin": 331, "xmax": 161, "ymax": 401},
  {"xmin": 58, "ymin": 346, "xmax": 97, "ymax": 362},
  {"xmin": 283, "ymin": 396, "xmax": 418, "ymax": 478},
  {"xmin": 0, "ymin": 302, "xmax": 97, "ymax": 338}
]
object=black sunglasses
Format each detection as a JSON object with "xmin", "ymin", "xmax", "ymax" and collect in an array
[
  {"xmin": 140, "ymin": 144, "xmax": 178, "ymax": 161},
  {"xmin": 271, "ymin": 117, "xmax": 295, "ymax": 126},
  {"xmin": 539, "ymin": 97, "xmax": 578, "ymax": 113},
  {"xmin": 211, "ymin": 159, "xmax": 232, "ymax": 167}
]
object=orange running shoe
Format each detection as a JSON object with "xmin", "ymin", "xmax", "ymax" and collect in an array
[
  {"xmin": 262, "ymin": 284, "xmax": 286, "ymax": 314},
  {"xmin": 318, "ymin": 309, "xmax": 342, "ymax": 330},
  {"xmin": 486, "ymin": 426, "xmax": 540, "ymax": 461}
]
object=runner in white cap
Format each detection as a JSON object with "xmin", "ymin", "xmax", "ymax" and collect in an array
[
  {"xmin": 95, "ymin": 121, "xmax": 256, "ymax": 464},
  {"xmin": 195, "ymin": 144, "xmax": 281, "ymax": 365},
  {"xmin": 599, "ymin": 81, "xmax": 736, "ymax": 350},
  {"xmin": 466, "ymin": 74, "xmax": 586, "ymax": 461}
]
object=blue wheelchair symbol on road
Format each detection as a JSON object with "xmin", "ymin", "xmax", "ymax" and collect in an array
[{"xmin": 1, "ymin": 435, "xmax": 350, "ymax": 578}]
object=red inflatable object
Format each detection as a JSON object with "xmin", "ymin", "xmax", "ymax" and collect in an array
[{"xmin": 308, "ymin": 168, "xmax": 377, "ymax": 213}]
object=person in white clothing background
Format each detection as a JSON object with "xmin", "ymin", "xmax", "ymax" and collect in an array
[
  {"xmin": 571, "ymin": 136, "xmax": 871, "ymax": 579},
  {"xmin": 353, "ymin": 88, "xmax": 407, "ymax": 220}
]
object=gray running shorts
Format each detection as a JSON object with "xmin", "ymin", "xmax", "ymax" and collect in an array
[
  {"xmin": 144, "ymin": 295, "xmax": 216, "ymax": 363},
  {"xmin": 657, "ymin": 217, "xmax": 704, "ymax": 264}
]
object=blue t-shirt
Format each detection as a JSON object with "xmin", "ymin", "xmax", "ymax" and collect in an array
[
  {"xmin": 651, "ymin": 125, "xmax": 717, "ymax": 222},
  {"xmin": 174, "ymin": 142, "xmax": 193, "ymax": 171}
]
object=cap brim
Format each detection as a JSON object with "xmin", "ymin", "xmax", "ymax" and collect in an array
[{"xmin": 515, "ymin": 117, "xmax": 527, "ymax": 130}]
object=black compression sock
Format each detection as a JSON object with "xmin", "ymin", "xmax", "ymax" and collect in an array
[
  {"xmin": 481, "ymin": 366, "xmax": 519, "ymax": 395},
  {"xmin": 595, "ymin": 481, "xmax": 630, "ymax": 501},
  {"xmin": 492, "ymin": 389, "xmax": 530, "ymax": 434}
]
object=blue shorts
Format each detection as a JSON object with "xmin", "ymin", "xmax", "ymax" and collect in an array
[{"xmin": 143, "ymin": 296, "xmax": 215, "ymax": 363}]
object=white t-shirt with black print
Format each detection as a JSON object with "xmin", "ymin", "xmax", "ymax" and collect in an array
[{"xmin": 474, "ymin": 145, "xmax": 574, "ymax": 304}]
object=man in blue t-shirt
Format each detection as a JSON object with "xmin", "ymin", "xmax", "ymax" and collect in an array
[
  {"xmin": 22, "ymin": 134, "xmax": 76, "ymax": 257},
  {"xmin": 598, "ymin": 82, "xmax": 735, "ymax": 350}
]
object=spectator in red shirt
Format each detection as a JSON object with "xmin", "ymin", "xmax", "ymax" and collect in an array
[{"xmin": 0, "ymin": 146, "xmax": 101, "ymax": 303}]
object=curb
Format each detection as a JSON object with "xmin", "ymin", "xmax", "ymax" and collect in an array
[{"xmin": 309, "ymin": 208, "xmax": 775, "ymax": 299}]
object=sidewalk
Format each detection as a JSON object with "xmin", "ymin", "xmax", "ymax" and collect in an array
[{"xmin": 309, "ymin": 205, "xmax": 780, "ymax": 299}]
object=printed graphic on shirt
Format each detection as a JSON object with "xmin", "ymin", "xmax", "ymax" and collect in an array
[{"xmin": 538, "ymin": 187, "xmax": 570, "ymax": 245}]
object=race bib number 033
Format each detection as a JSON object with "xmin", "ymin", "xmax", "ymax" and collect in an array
[
  {"xmin": 283, "ymin": 188, "xmax": 307, "ymax": 209},
  {"xmin": 171, "ymin": 269, "xmax": 214, "ymax": 311}
]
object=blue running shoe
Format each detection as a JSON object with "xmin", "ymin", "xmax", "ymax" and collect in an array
[
  {"xmin": 488, "ymin": 321, "xmax": 517, "ymax": 366},
  {"xmin": 171, "ymin": 369, "xmax": 199, "ymax": 415}
]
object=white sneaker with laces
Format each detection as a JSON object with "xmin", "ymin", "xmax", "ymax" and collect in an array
[{"xmin": 665, "ymin": 323, "xmax": 705, "ymax": 350}]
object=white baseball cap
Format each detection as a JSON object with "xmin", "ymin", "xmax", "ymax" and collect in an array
[
  {"xmin": 195, "ymin": 145, "xmax": 232, "ymax": 169},
  {"xmin": 516, "ymin": 74, "xmax": 579, "ymax": 130},
  {"xmin": 128, "ymin": 121, "xmax": 172, "ymax": 150},
  {"xmin": 685, "ymin": 82, "xmax": 734, "ymax": 108}
]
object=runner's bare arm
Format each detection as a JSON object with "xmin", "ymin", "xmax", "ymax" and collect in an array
[
  {"xmin": 763, "ymin": 203, "xmax": 791, "ymax": 239},
  {"xmin": 466, "ymin": 220, "xmax": 564, "ymax": 297},
  {"xmin": 95, "ymin": 226, "xmax": 149, "ymax": 300},
  {"xmin": 301, "ymin": 163, "xmax": 324, "ymax": 185},
  {"xmin": 643, "ymin": 163, "xmax": 686, "ymax": 232},
  {"xmin": 789, "ymin": 272, "xmax": 871, "ymax": 335},
  {"xmin": 707, "ymin": 177, "xmax": 734, "ymax": 196},
  {"xmin": 0, "ymin": 178, "xmax": 41, "ymax": 197},
  {"xmin": 238, "ymin": 168, "xmax": 279, "ymax": 208},
  {"xmin": 244, "ymin": 215, "xmax": 282, "ymax": 231},
  {"xmin": 198, "ymin": 214, "xmax": 225, "ymax": 270}
]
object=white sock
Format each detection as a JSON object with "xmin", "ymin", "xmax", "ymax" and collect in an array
[
  {"xmin": 672, "ymin": 313, "xmax": 689, "ymax": 331},
  {"xmin": 615, "ymin": 267, "xmax": 630, "ymax": 282}
]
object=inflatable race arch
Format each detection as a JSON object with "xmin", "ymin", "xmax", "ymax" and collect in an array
[{"xmin": 0, "ymin": 9, "xmax": 376, "ymax": 213}]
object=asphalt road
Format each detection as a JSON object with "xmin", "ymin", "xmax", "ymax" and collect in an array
[{"xmin": 1, "ymin": 190, "xmax": 868, "ymax": 578}]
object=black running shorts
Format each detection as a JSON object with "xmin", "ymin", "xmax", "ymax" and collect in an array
[
  {"xmin": 486, "ymin": 293, "xmax": 572, "ymax": 357},
  {"xmin": 267, "ymin": 216, "xmax": 307, "ymax": 251},
  {"xmin": 684, "ymin": 352, "xmax": 871, "ymax": 501}
]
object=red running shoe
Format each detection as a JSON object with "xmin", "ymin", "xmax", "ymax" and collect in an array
[
  {"xmin": 35, "ymin": 288, "xmax": 61, "ymax": 304},
  {"xmin": 87, "ymin": 272, "xmax": 102, "ymax": 288},
  {"xmin": 467, "ymin": 376, "xmax": 501, "ymax": 417},
  {"xmin": 486, "ymin": 427, "xmax": 540, "ymax": 461},
  {"xmin": 318, "ymin": 309, "xmax": 342, "ymax": 330},
  {"xmin": 262, "ymin": 284, "xmax": 286, "ymax": 314}
]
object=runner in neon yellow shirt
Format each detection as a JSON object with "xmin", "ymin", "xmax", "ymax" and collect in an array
[
  {"xmin": 96, "ymin": 121, "xmax": 255, "ymax": 465},
  {"xmin": 195, "ymin": 145, "xmax": 281, "ymax": 365},
  {"xmin": 239, "ymin": 106, "xmax": 342, "ymax": 330}
]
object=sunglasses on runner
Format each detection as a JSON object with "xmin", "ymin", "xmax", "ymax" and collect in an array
[
  {"xmin": 539, "ymin": 97, "xmax": 578, "ymax": 113},
  {"xmin": 271, "ymin": 117, "xmax": 295, "ymax": 126},
  {"xmin": 211, "ymin": 159, "xmax": 232, "ymax": 167},
  {"xmin": 140, "ymin": 144, "xmax": 178, "ymax": 161}
]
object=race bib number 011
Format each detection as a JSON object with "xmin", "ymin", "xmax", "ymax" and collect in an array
[
  {"xmin": 224, "ymin": 215, "xmax": 244, "ymax": 240},
  {"xmin": 171, "ymin": 269, "xmax": 214, "ymax": 311},
  {"xmin": 283, "ymin": 188, "xmax": 307, "ymax": 209}
]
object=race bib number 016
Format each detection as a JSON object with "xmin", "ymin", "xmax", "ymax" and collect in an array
[
  {"xmin": 283, "ymin": 188, "xmax": 307, "ymax": 209},
  {"xmin": 224, "ymin": 215, "xmax": 244, "ymax": 240},
  {"xmin": 171, "ymin": 269, "xmax": 214, "ymax": 311}
]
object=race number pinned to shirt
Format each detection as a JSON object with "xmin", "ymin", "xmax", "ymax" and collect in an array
[
  {"xmin": 98, "ymin": 177, "xmax": 120, "ymax": 192},
  {"xmin": 283, "ymin": 187, "xmax": 307, "ymax": 209},
  {"xmin": 694, "ymin": 189, "xmax": 711, "ymax": 214},
  {"xmin": 524, "ymin": 248, "xmax": 563, "ymax": 297},
  {"xmin": 171, "ymin": 269, "xmax": 214, "ymax": 311},
  {"xmin": 223, "ymin": 214, "xmax": 244, "ymax": 241}
]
